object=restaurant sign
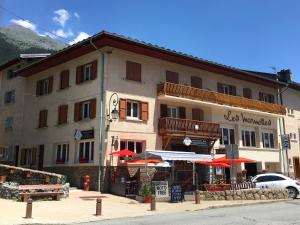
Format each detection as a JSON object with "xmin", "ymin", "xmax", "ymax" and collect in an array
[
  {"xmin": 152, "ymin": 181, "xmax": 169, "ymax": 198},
  {"xmin": 224, "ymin": 111, "xmax": 271, "ymax": 126}
]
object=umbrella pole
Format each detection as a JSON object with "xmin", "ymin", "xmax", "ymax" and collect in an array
[
  {"xmin": 172, "ymin": 160, "xmax": 175, "ymax": 184},
  {"xmin": 192, "ymin": 162, "xmax": 195, "ymax": 186}
]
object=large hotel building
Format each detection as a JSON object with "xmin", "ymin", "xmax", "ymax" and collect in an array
[{"xmin": 0, "ymin": 31, "xmax": 300, "ymax": 190}]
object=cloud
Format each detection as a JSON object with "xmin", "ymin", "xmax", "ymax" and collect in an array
[
  {"xmin": 10, "ymin": 19, "xmax": 37, "ymax": 32},
  {"xmin": 69, "ymin": 32, "xmax": 90, "ymax": 45},
  {"xmin": 53, "ymin": 29, "xmax": 74, "ymax": 38},
  {"xmin": 53, "ymin": 9, "xmax": 70, "ymax": 27},
  {"xmin": 74, "ymin": 12, "xmax": 80, "ymax": 19},
  {"xmin": 42, "ymin": 32, "xmax": 56, "ymax": 39}
]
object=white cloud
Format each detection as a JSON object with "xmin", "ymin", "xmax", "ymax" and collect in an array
[
  {"xmin": 10, "ymin": 19, "xmax": 37, "ymax": 32},
  {"xmin": 53, "ymin": 9, "xmax": 70, "ymax": 27},
  {"xmin": 69, "ymin": 32, "xmax": 90, "ymax": 45},
  {"xmin": 52, "ymin": 29, "xmax": 74, "ymax": 38},
  {"xmin": 74, "ymin": 12, "xmax": 80, "ymax": 19}
]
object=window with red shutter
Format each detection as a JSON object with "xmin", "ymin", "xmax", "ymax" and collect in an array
[
  {"xmin": 243, "ymin": 88, "xmax": 252, "ymax": 99},
  {"xmin": 166, "ymin": 71, "xmax": 179, "ymax": 84},
  {"xmin": 191, "ymin": 76, "xmax": 202, "ymax": 89},
  {"xmin": 140, "ymin": 102, "xmax": 149, "ymax": 121},
  {"xmin": 119, "ymin": 99, "xmax": 127, "ymax": 119},
  {"xmin": 39, "ymin": 110, "xmax": 48, "ymax": 128},
  {"xmin": 60, "ymin": 70, "xmax": 70, "ymax": 89},
  {"xmin": 126, "ymin": 61, "xmax": 141, "ymax": 82},
  {"xmin": 74, "ymin": 102, "xmax": 81, "ymax": 121},
  {"xmin": 89, "ymin": 98, "xmax": 96, "ymax": 119},
  {"xmin": 58, "ymin": 105, "xmax": 68, "ymax": 124}
]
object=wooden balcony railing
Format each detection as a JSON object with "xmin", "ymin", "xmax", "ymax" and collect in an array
[
  {"xmin": 158, "ymin": 117, "xmax": 220, "ymax": 139},
  {"xmin": 157, "ymin": 82, "xmax": 286, "ymax": 115}
]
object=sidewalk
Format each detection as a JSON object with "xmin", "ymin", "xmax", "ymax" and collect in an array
[{"xmin": 0, "ymin": 190, "xmax": 287, "ymax": 225}]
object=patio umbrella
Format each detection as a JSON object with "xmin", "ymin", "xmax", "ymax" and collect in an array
[
  {"xmin": 196, "ymin": 161, "xmax": 231, "ymax": 168},
  {"xmin": 111, "ymin": 149, "xmax": 137, "ymax": 157},
  {"xmin": 212, "ymin": 156, "xmax": 256, "ymax": 164},
  {"xmin": 126, "ymin": 159, "xmax": 162, "ymax": 164}
]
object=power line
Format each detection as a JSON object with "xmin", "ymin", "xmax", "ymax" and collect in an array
[{"xmin": 0, "ymin": 5, "xmax": 72, "ymax": 43}]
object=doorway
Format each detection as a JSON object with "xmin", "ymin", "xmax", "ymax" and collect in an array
[
  {"xmin": 14, "ymin": 145, "xmax": 19, "ymax": 166},
  {"xmin": 38, "ymin": 145, "xmax": 44, "ymax": 170},
  {"xmin": 245, "ymin": 163, "xmax": 258, "ymax": 178},
  {"xmin": 293, "ymin": 157, "xmax": 300, "ymax": 179}
]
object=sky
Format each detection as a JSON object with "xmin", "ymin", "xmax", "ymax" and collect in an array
[{"xmin": 0, "ymin": 0, "xmax": 300, "ymax": 81}]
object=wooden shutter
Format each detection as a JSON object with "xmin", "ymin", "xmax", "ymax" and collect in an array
[
  {"xmin": 243, "ymin": 88, "xmax": 252, "ymax": 99},
  {"xmin": 192, "ymin": 108, "xmax": 204, "ymax": 121},
  {"xmin": 217, "ymin": 82, "xmax": 223, "ymax": 93},
  {"xmin": 119, "ymin": 99, "xmax": 127, "ymax": 119},
  {"xmin": 179, "ymin": 107, "xmax": 186, "ymax": 119},
  {"xmin": 48, "ymin": 77, "xmax": 53, "ymax": 93},
  {"xmin": 229, "ymin": 85, "xmax": 236, "ymax": 96},
  {"xmin": 259, "ymin": 92, "xmax": 264, "ymax": 101},
  {"xmin": 89, "ymin": 98, "xmax": 97, "ymax": 119},
  {"xmin": 140, "ymin": 102, "xmax": 149, "ymax": 121},
  {"xmin": 60, "ymin": 70, "xmax": 69, "ymax": 89},
  {"xmin": 58, "ymin": 105, "xmax": 68, "ymax": 124},
  {"xmin": 39, "ymin": 110, "xmax": 48, "ymax": 128},
  {"xmin": 160, "ymin": 104, "xmax": 168, "ymax": 118},
  {"xmin": 76, "ymin": 66, "xmax": 83, "ymax": 84},
  {"xmin": 36, "ymin": 80, "xmax": 41, "ymax": 96},
  {"xmin": 166, "ymin": 71, "xmax": 179, "ymax": 84},
  {"xmin": 32, "ymin": 148, "xmax": 37, "ymax": 165},
  {"xmin": 268, "ymin": 94, "xmax": 275, "ymax": 103},
  {"xmin": 191, "ymin": 76, "xmax": 202, "ymax": 89},
  {"xmin": 126, "ymin": 61, "xmax": 141, "ymax": 82},
  {"xmin": 74, "ymin": 102, "xmax": 82, "ymax": 121},
  {"xmin": 91, "ymin": 60, "xmax": 98, "ymax": 80}
]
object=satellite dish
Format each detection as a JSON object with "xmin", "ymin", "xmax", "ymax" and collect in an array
[{"xmin": 183, "ymin": 137, "xmax": 192, "ymax": 146}]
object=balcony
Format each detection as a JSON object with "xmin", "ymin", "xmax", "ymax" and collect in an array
[
  {"xmin": 157, "ymin": 82, "xmax": 286, "ymax": 115},
  {"xmin": 158, "ymin": 117, "xmax": 220, "ymax": 140}
]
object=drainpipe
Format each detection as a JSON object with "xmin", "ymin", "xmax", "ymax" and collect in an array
[{"xmin": 90, "ymin": 39, "xmax": 106, "ymax": 192}]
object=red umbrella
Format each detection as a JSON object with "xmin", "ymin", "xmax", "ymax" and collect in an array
[
  {"xmin": 111, "ymin": 149, "xmax": 137, "ymax": 157},
  {"xmin": 126, "ymin": 159, "xmax": 163, "ymax": 164},
  {"xmin": 212, "ymin": 156, "xmax": 256, "ymax": 164},
  {"xmin": 196, "ymin": 161, "xmax": 231, "ymax": 168}
]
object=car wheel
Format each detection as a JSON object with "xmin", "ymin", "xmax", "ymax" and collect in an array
[{"xmin": 287, "ymin": 187, "xmax": 298, "ymax": 199}]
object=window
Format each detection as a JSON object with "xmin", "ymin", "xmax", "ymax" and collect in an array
[
  {"xmin": 167, "ymin": 106, "xmax": 178, "ymax": 118},
  {"xmin": 127, "ymin": 100, "xmax": 140, "ymax": 119},
  {"xmin": 120, "ymin": 140, "xmax": 144, "ymax": 154},
  {"xmin": 4, "ymin": 117, "xmax": 13, "ymax": 131},
  {"xmin": 56, "ymin": 143, "xmax": 69, "ymax": 163},
  {"xmin": 243, "ymin": 88, "xmax": 252, "ymax": 99},
  {"xmin": 220, "ymin": 128, "xmax": 235, "ymax": 145},
  {"xmin": 166, "ymin": 71, "xmax": 179, "ymax": 84},
  {"xmin": 242, "ymin": 129, "xmax": 256, "ymax": 147},
  {"xmin": 287, "ymin": 108, "xmax": 294, "ymax": 116},
  {"xmin": 262, "ymin": 131, "xmax": 275, "ymax": 148},
  {"xmin": 0, "ymin": 146, "xmax": 13, "ymax": 161},
  {"xmin": 38, "ymin": 110, "xmax": 48, "ymax": 128},
  {"xmin": 83, "ymin": 64, "xmax": 92, "ymax": 81},
  {"xmin": 74, "ymin": 98, "xmax": 96, "ymax": 121},
  {"xmin": 126, "ymin": 61, "xmax": 142, "ymax": 82},
  {"xmin": 78, "ymin": 141, "xmax": 94, "ymax": 163},
  {"xmin": 20, "ymin": 148, "xmax": 37, "ymax": 166},
  {"xmin": 259, "ymin": 92, "xmax": 275, "ymax": 103},
  {"xmin": 82, "ymin": 102, "xmax": 90, "ymax": 119},
  {"xmin": 36, "ymin": 77, "xmax": 53, "ymax": 96},
  {"xmin": 58, "ymin": 105, "xmax": 68, "ymax": 125},
  {"xmin": 217, "ymin": 83, "xmax": 236, "ymax": 96},
  {"xmin": 60, "ymin": 70, "xmax": 70, "ymax": 89},
  {"xmin": 289, "ymin": 133, "xmax": 297, "ymax": 140},
  {"xmin": 4, "ymin": 90, "xmax": 15, "ymax": 104},
  {"xmin": 256, "ymin": 175, "xmax": 285, "ymax": 182}
]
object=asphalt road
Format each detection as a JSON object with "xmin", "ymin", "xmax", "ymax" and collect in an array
[{"xmin": 78, "ymin": 200, "xmax": 300, "ymax": 225}]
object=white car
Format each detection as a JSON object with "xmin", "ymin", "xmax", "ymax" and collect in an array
[{"xmin": 252, "ymin": 173, "xmax": 300, "ymax": 199}]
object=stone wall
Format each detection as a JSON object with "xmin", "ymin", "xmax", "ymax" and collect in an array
[{"xmin": 199, "ymin": 189, "xmax": 289, "ymax": 201}]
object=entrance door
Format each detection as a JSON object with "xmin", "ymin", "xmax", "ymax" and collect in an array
[
  {"xmin": 245, "ymin": 163, "xmax": 258, "ymax": 178},
  {"xmin": 293, "ymin": 157, "xmax": 300, "ymax": 179},
  {"xmin": 38, "ymin": 145, "xmax": 44, "ymax": 170}
]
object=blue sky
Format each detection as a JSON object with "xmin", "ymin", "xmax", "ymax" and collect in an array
[{"xmin": 1, "ymin": 0, "xmax": 300, "ymax": 81}]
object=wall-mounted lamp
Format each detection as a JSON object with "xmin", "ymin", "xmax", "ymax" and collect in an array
[{"xmin": 107, "ymin": 93, "xmax": 119, "ymax": 129}]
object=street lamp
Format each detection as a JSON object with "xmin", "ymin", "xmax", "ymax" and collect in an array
[{"xmin": 107, "ymin": 92, "xmax": 119, "ymax": 123}]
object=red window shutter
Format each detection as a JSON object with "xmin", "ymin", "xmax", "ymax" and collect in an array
[
  {"xmin": 48, "ymin": 77, "xmax": 53, "ymax": 93},
  {"xmin": 36, "ymin": 80, "xmax": 41, "ymax": 96},
  {"xmin": 58, "ymin": 105, "xmax": 68, "ymax": 124},
  {"xmin": 91, "ymin": 60, "xmax": 98, "ymax": 80},
  {"xmin": 76, "ymin": 66, "xmax": 83, "ymax": 84},
  {"xmin": 74, "ymin": 102, "xmax": 82, "ymax": 121},
  {"xmin": 126, "ymin": 61, "xmax": 141, "ymax": 82},
  {"xmin": 179, "ymin": 107, "xmax": 186, "ymax": 119},
  {"xmin": 191, "ymin": 76, "xmax": 202, "ymax": 89},
  {"xmin": 243, "ymin": 88, "xmax": 252, "ymax": 99},
  {"xmin": 192, "ymin": 108, "xmax": 204, "ymax": 121},
  {"xmin": 89, "ymin": 98, "xmax": 97, "ymax": 119},
  {"xmin": 166, "ymin": 71, "xmax": 179, "ymax": 84},
  {"xmin": 39, "ymin": 110, "xmax": 48, "ymax": 128},
  {"xmin": 119, "ymin": 99, "xmax": 127, "ymax": 119},
  {"xmin": 140, "ymin": 102, "xmax": 149, "ymax": 121},
  {"xmin": 217, "ymin": 82, "xmax": 223, "ymax": 93},
  {"xmin": 160, "ymin": 104, "xmax": 168, "ymax": 118},
  {"xmin": 60, "ymin": 70, "xmax": 69, "ymax": 89}
]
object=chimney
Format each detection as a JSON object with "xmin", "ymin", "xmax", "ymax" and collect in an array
[{"xmin": 277, "ymin": 69, "xmax": 291, "ymax": 83}]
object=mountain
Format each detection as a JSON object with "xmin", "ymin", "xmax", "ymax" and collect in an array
[{"xmin": 0, "ymin": 25, "xmax": 67, "ymax": 65}]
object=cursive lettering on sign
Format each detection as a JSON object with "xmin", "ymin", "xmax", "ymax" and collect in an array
[{"xmin": 224, "ymin": 111, "xmax": 271, "ymax": 126}]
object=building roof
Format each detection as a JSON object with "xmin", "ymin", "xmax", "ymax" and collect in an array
[{"xmin": 14, "ymin": 31, "xmax": 285, "ymax": 88}]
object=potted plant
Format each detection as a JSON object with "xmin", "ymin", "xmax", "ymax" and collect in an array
[{"xmin": 142, "ymin": 182, "xmax": 152, "ymax": 203}]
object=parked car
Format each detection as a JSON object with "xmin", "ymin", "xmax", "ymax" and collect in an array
[{"xmin": 252, "ymin": 173, "xmax": 300, "ymax": 199}]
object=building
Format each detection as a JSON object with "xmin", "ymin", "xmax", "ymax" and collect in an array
[{"xmin": 0, "ymin": 31, "xmax": 295, "ymax": 191}]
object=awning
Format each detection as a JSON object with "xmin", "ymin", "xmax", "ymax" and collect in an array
[{"xmin": 131, "ymin": 150, "xmax": 212, "ymax": 162}]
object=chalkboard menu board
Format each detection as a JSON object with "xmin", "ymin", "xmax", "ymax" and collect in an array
[{"xmin": 170, "ymin": 185, "xmax": 183, "ymax": 203}]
